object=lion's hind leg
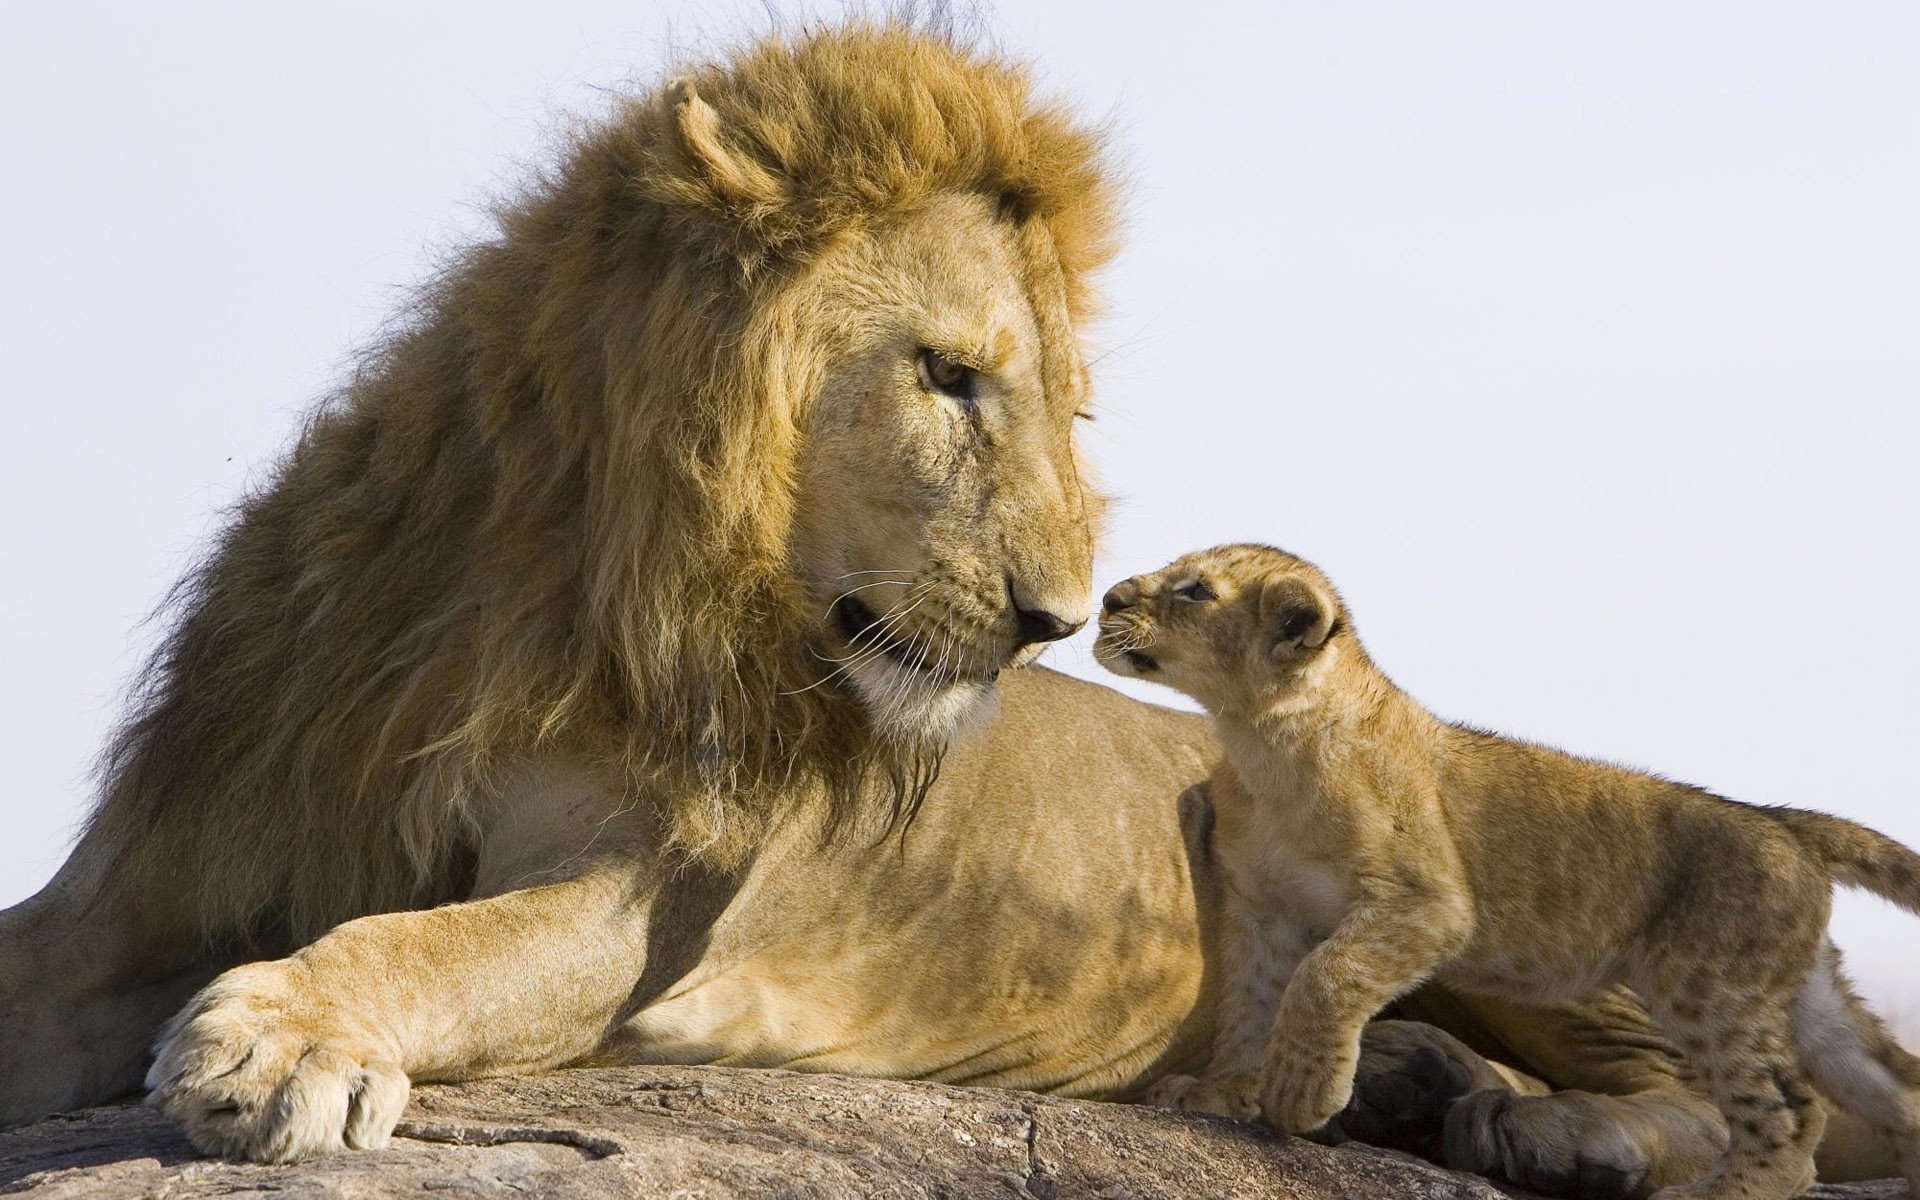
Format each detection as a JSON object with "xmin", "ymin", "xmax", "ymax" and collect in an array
[
  {"xmin": 1789, "ymin": 939, "xmax": 1920, "ymax": 1195},
  {"xmin": 0, "ymin": 864, "xmax": 225, "ymax": 1125}
]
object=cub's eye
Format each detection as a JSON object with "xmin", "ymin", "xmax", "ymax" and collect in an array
[
  {"xmin": 917, "ymin": 347, "xmax": 978, "ymax": 408},
  {"xmin": 1173, "ymin": 578, "xmax": 1213, "ymax": 603}
]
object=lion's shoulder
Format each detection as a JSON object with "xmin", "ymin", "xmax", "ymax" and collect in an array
[{"xmin": 983, "ymin": 666, "xmax": 1216, "ymax": 772}]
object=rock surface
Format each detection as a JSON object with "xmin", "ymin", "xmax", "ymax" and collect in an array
[{"xmin": 0, "ymin": 1066, "xmax": 1904, "ymax": 1199}]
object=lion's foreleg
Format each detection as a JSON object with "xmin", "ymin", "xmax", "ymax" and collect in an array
[{"xmin": 146, "ymin": 865, "xmax": 654, "ymax": 1163}]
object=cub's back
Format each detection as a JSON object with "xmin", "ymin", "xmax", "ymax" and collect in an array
[{"xmin": 1433, "ymin": 724, "xmax": 1818, "ymax": 955}]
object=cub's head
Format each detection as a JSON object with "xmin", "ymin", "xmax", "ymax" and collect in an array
[{"xmin": 1094, "ymin": 544, "xmax": 1348, "ymax": 716}]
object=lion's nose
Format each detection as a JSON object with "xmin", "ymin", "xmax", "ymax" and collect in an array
[
  {"xmin": 1012, "ymin": 602, "xmax": 1083, "ymax": 648},
  {"xmin": 1006, "ymin": 574, "xmax": 1087, "ymax": 649},
  {"xmin": 1102, "ymin": 580, "xmax": 1140, "ymax": 614}
]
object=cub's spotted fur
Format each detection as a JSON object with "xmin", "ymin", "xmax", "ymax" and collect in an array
[{"xmin": 1097, "ymin": 543, "xmax": 1920, "ymax": 1200}]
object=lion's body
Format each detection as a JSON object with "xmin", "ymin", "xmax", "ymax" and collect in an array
[
  {"xmin": 0, "ymin": 22, "xmax": 1901, "ymax": 1197},
  {"xmin": 581, "ymin": 670, "xmax": 1219, "ymax": 1090}
]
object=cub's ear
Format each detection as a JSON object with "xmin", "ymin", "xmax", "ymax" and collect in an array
[
  {"xmin": 1259, "ymin": 576, "xmax": 1336, "ymax": 659},
  {"xmin": 667, "ymin": 78, "xmax": 782, "ymax": 209}
]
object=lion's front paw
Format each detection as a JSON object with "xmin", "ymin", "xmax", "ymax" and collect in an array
[
  {"xmin": 146, "ymin": 960, "xmax": 409, "ymax": 1163},
  {"xmin": 1144, "ymin": 1071, "xmax": 1262, "ymax": 1121},
  {"xmin": 1443, "ymin": 1089, "xmax": 1653, "ymax": 1200},
  {"xmin": 1261, "ymin": 1039, "xmax": 1359, "ymax": 1137}
]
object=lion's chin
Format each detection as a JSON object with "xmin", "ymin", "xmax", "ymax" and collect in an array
[{"xmin": 842, "ymin": 655, "xmax": 1000, "ymax": 750}]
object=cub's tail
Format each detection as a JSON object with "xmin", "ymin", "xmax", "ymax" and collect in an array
[{"xmin": 1769, "ymin": 808, "xmax": 1920, "ymax": 915}]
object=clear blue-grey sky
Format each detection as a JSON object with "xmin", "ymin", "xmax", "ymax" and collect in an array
[{"xmin": 2, "ymin": 3, "xmax": 1915, "ymax": 1009}]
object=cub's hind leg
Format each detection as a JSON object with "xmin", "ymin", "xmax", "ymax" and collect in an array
[
  {"xmin": 1647, "ymin": 993, "xmax": 1823, "ymax": 1200},
  {"xmin": 1790, "ymin": 939, "xmax": 1920, "ymax": 1195}
]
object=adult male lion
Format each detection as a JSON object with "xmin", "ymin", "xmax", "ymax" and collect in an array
[{"xmin": 0, "ymin": 23, "xmax": 1891, "ymax": 1196}]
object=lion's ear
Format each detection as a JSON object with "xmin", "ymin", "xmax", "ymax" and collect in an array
[
  {"xmin": 668, "ymin": 79, "xmax": 783, "ymax": 209},
  {"xmin": 1260, "ymin": 576, "xmax": 1336, "ymax": 660}
]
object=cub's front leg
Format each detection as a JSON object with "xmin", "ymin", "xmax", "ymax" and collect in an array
[
  {"xmin": 147, "ymin": 865, "xmax": 652, "ymax": 1162},
  {"xmin": 1261, "ymin": 889, "xmax": 1472, "ymax": 1136}
]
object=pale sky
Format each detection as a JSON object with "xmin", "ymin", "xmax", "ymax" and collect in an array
[{"xmin": 2, "ymin": 3, "xmax": 1916, "ymax": 1013}]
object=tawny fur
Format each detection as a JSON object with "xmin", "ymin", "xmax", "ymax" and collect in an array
[
  {"xmin": 0, "ymin": 21, "xmax": 1905, "ymax": 1191},
  {"xmin": 3, "ymin": 19, "xmax": 1128, "ymax": 1161},
  {"xmin": 82, "ymin": 21, "xmax": 1119, "ymax": 942},
  {"xmin": 1098, "ymin": 544, "xmax": 1920, "ymax": 1200}
]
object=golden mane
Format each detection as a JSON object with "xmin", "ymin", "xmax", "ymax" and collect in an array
[{"xmin": 84, "ymin": 22, "xmax": 1120, "ymax": 942}]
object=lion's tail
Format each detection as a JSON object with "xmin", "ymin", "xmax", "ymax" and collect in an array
[{"xmin": 1770, "ymin": 807, "xmax": 1920, "ymax": 915}]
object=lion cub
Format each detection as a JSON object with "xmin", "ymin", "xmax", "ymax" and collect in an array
[{"xmin": 1096, "ymin": 544, "xmax": 1920, "ymax": 1200}]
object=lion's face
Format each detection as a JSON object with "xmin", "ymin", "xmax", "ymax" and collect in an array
[{"xmin": 787, "ymin": 193, "xmax": 1099, "ymax": 745}]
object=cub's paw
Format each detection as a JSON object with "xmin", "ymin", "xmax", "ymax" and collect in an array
[
  {"xmin": 146, "ymin": 960, "xmax": 409, "ymax": 1163},
  {"xmin": 1261, "ymin": 1039, "xmax": 1359, "ymax": 1137},
  {"xmin": 1443, "ymin": 1089, "xmax": 1652, "ymax": 1200},
  {"xmin": 1143, "ymin": 1071, "xmax": 1262, "ymax": 1122}
]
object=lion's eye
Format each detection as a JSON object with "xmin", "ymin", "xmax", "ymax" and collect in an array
[
  {"xmin": 917, "ymin": 347, "xmax": 978, "ymax": 409},
  {"xmin": 1173, "ymin": 578, "xmax": 1213, "ymax": 602}
]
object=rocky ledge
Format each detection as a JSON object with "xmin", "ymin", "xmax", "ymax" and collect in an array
[{"xmin": 0, "ymin": 1065, "xmax": 1902, "ymax": 1199}]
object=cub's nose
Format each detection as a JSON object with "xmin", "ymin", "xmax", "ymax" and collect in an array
[
  {"xmin": 1102, "ymin": 580, "xmax": 1141, "ymax": 614},
  {"xmin": 1012, "ymin": 602, "xmax": 1083, "ymax": 648}
]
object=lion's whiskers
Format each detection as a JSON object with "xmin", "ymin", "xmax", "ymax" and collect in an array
[
  {"xmin": 783, "ymin": 584, "xmax": 936, "ymax": 696},
  {"xmin": 823, "ymin": 577, "xmax": 921, "ymax": 622}
]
